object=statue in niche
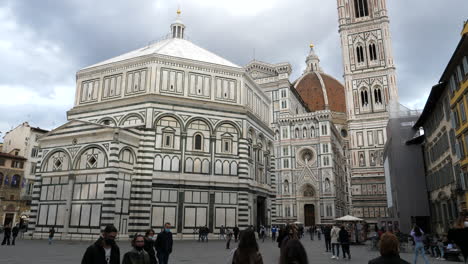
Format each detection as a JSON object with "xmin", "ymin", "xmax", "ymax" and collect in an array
[
  {"xmin": 359, "ymin": 153, "xmax": 365, "ymax": 167},
  {"xmin": 284, "ymin": 180, "xmax": 289, "ymax": 193},
  {"xmin": 370, "ymin": 152, "xmax": 376, "ymax": 166}
]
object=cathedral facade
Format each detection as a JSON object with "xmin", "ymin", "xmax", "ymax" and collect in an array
[{"xmin": 29, "ymin": 0, "xmax": 399, "ymax": 239}]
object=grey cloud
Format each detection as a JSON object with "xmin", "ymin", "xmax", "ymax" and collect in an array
[{"xmin": 1, "ymin": 0, "xmax": 467, "ymax": 135}]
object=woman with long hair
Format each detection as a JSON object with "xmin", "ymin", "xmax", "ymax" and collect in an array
[
  {"xmin": 448, "ymin": 215, "xmax": 468, "ymax": 263},
  {"xmin": 410, "ymin": 225, "xmax": 429, "ymax": 264},
  {"xmin": 279, "ymin": 239, "xmax": 309, "ymax": 264},
  {"xmin": 227, "ymin": 229, "xmax": 263, "ymax": 264}
]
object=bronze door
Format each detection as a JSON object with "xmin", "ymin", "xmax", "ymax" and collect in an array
[{"xmin": 304, "ymin": 204, "xmax": 315, "ymax": 226}]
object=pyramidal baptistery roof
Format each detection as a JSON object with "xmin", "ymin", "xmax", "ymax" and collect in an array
[{"xmin": 83, "ymin": 11, "xmax": 240, "ymax": 70}]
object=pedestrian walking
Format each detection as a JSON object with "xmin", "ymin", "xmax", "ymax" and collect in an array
[
  {"xmin": 339, "ymin": 225, "xmax": 351, "ymax": 260},
  {"xmin": 278, "ymin": 224, "xmax": 299, "ymax": 250},
  {"xmin": 308, "ymin": 226, "xmax": 314, "ymax": 240},
  {"xmin": 227, "ymin": 229, "xmax": 263, "ymax": 264},
  {"xmin": 271, "ymin": 226, "xmax": 277, "ymax": 242},
  {"xmin": 1, "ymin": 224, "xmax": 11, "ymax": 245},
  {"xmin": 155, "ymin": 222, "xmax": 173, "ymax": 264},
  {"xmin": 48, "ymin": 226, "xmax": 55, "ymax": 245},
  {"xmin": 123, "ymin": 234, "xmax": 151, "ymax": 264},
  {"xmin": 144, "ymin": 229, "xmax": 158, "ymax": 264},
  {"xmin": 330, "ymin": 224, "xmax": 341, "ymax": 259},
  {"xmin": 11, "ymin": 224, "xmax": 19, "ymax": 245},
  {"xmin": 81, "ymin": 225, "xmax": 120, "ymax": 264},
  {"xmin": 260, "ymin": 226, "xmax": 266, "ymax": 242},
  {"xmin": 226, "ymin": 228, "xmax": 233, "ymax": 249},
  {"xmin": 220, "ymin": 225, "xmax": 226, "ymax": 240},
  {"xmin": 368, "ymin": 232, "xmax": 410, "ymax": 264},
  {"xmin": 324, "ymin": 225, "xmax": 332, "ymax": 252},
  {"xmin": 448, "ymin": 215, "xmax": 468, "ymax": 263},
  {"xmin": 233, "ymin": 226, "xmax": 240, "ymax": 242},
  {"xmin": 411, "ymin": 225, "xmax": 429, "ymax": 264},
  {"xmin": 317, "ymin": 227, "xmax": 322, "ymax": 240},
  {"xmin": 279, "ymin": 239, "xmax": 309, "ymax": 264}
]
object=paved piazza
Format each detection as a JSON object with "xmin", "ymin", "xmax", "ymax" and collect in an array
[{"xmin": 0, "ymin": 236, "xmax": 452, "ymax": 263}]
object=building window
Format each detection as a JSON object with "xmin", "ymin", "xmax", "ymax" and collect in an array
[
  {"xmin": 321, "ymin": 125, "xmax": 328, "ymax": 135},
  {"xmin": 369, "ymin": 43, "xmax": 377, "ymax": 61},
  {"xmin": 282, "ymin": 127, "xmax": 289, "ymax": 139},
  {"xmin": 322, "ymin": 144, "xmax": 329, "ymax": 153},
  {"xmin": 283, "ymin": 159, "xmax": 290, "ymax": 169},
  {"xmin": 194, "ymin": 134, "xmax": 203, "ymax": 151},
  {"xmin": 281, "ymin": 89, "xmax": 287, "ymax": 98},
  {"xmin": 374, "ymin": 88, "xmax": 383, "ymax": 104},
  {"xmin": 459, "ymin": 138, "xmax": 466, "ymax": 159},
  {"xmin": 0, "ymin": 159, "xmax": 5, "ymax": 166},
  {"xmin": 323, "ymin": 156, "xmax": 330, "ymax": 166},
  {"xmin": 354, "ymin": 0, "xmax": 369, "ymax": 18},
  {"xmin": 222, "ymin": 138, "xmax": 232, "ymax": 154},
  {"xmin": 31, "ymin": 147, "xmax": 39, "ymax": 158},
  {"xmin": 283, "ymin": 147, "xmax": 289, "ymax": 156},
  {"xmin": 361, "ymin": 89, "xmax": 369, "ymax": 106},
  {"xmin": 460, "ymin": 101, "xmax": 467, "ymax": 123},
  {"xmin": 163, "ymin": 133, "xmax": 174, "ymax": 149},
  {"xmin": 12, "ymin": 161, "xmax": 24, "ymax": 169},
  {"xmin": 11, "ymin": 175, "xmax": 21, "ymax": 188},
  {"xmin": 356, "ymin": 45, "xmax": 365, "ymax": 63},
  {"xmin": 281, "ymin": 100, "xmax": 287, "ymax": 109}
]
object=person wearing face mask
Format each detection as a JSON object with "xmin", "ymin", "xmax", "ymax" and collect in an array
[
  {"xmin": 448, "ymin": 215, "xmax": 468, "ymax": 263},
  {"xmin": 122, "ymin": 234, "xmax": 151, "ymax": 264},
  {"xmin": 155, "ymin": 222, "xmax": 173, "ymax": 264},
  {"xmin": 144, "ymin": 229, "xmax": 158, "ymax": 264},
  {"xmin": 81, "ymin": 225, "xmax": 120, "ymax": 264}
]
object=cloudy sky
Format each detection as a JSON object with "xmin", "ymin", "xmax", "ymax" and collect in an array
[{"xmin": 0, "ymin": 0, "xmax": 467, "ymax": 137}]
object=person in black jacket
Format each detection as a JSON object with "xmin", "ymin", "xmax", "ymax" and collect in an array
[
  {"xmin": 323, "ymin": 225, "xmax": 332, "ymax": 252},
  {"xmin": 144, "ymin": 229, "xmax": 158, "ymax": 264},
  {"xmin": 81, "ymin": 225, "xmax": 120, "ymax": 264},
  {"xmin": 122, "ymin": 234, "xmax": 151, "ymax": 264},
  {"xmin": 11, "ymin": 224, "xmax": 19, "ymax": 245},
  {"xmin": 233, "ymin": 226, "xmax": 240, "ymax": 242},
  {"xmin": 339, "ymin": 226, "xmax": 351, "ymax": 260},
  {"xmin": 155, "ymin": 223, "xmax": 173, "ymax": 264},
  {"xmin": 368, "ymin": 232, "xmax": 410, "ymax": 264},
  {"xmin": 1, "ymin": 224, "xmax": 11, "ymax": 245}
]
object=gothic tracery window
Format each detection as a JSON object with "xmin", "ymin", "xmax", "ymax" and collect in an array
[
  {"xmin": 369, "ymin": 43, "xmax": 378, "ymax": 61},
  {"xmin": 361, "ymin": 89, "xmax": 369, "ymax": 106},
  {"xmin": 194, "ymin": 134, "xmax": 203, "ymax": 151},
  {"xmin": 354, "ymin": 0, "xmax": 369, "ymax": 18},
  {"xmin": 374, "ymin": 88, "xmax": 383, "ymax": 104},
  {"xmin": 356, "ymin": 45, "xmax": 365, "ymax": 63}
]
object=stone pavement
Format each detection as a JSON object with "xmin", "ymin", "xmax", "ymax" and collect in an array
[{"xmin": 0, "ymin": 236, "xmax": 457, "ymax": 263}]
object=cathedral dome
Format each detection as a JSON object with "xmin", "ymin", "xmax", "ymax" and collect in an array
[
  {"xmin": 293, "ymin": 45, "xmax": 346, "ymax": 113},
  {"xmin": 294, "ymin": 72, "xmax": 346, "ymax": 113}
]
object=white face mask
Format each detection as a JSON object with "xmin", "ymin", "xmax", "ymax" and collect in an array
[{"xmin": 464, "ymin": 221, "xmax": 468, "ymax": 228}]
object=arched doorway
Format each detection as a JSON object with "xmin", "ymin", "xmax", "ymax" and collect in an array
[{"xmin": 304, "ymin": 204, "xmax": 315, "ymax": 226}]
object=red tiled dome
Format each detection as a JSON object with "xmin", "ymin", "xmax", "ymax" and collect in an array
[{"xmin": 294, "ymin": 72, "xmax": 346, "ymax": 113}]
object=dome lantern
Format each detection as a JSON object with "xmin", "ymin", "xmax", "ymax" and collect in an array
[
  {"xmin": 305, "ymin": 43, "xmax": 322, "ymax": 73},
  {"xmin": 171, "ymin": 9, "xmax": 186, "ymax": 39}
]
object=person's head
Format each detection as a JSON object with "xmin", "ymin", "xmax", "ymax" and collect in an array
[
  {"xmin": 102, "ymin": 225, "xmax": 118, "ymax": 246},
  {"xmin": 238, "ymin": 229, "xmax": 259, "ymax": 252},
  {"xmin": 413, "ymin": 225, "xmax": 422, "ymax": 237},
  {"xmin": 164, "ymin": 223, "xmax": 171, "ymax": 232},
  {"xmin": 379, "ymin": 232, "xmax": 400, "ymax": 257},
  {"xmin": 279, "ymin": 239, "xmax": 309, "ymax": 264},
  {"xmin": 340, "ymin": 225, "xmax": 345, "ymax": 231},
  {"xmin": 132, "ymin": 234, "xmax": 145, "ymax": 251},
  {"xmin": 145, "ymin": 229, "xmax": 155, "ymax": 238}
]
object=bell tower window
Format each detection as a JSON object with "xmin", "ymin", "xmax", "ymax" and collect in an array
[
  {"xmin": 369, "ymin": 43, "xmax": 377, "ymax": 61},
  {"xmin": 354, "ymin": 0, "xmax": 369, "ymax": 18},
  {"xmin": 356, "ymin": 45, "xmax": 365, "ymax": 63}
]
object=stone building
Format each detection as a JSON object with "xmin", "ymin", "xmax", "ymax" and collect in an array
[
  {"xmin": 29, "ymin": 12, "xmax": 275, "ymax": 240},
  {"xmin": 337, "ymin": 0, "xmax": 399, "ymax": 222},
  {"xmin": 447, "ymin": 20, "xmax": 468, "ymax": 215},
  {"xmin": 414, "ymin": 84, "xmax": 460, "ymax": 234},
  {"xmin": 0, "ymin": 151, "xmax": 29, "ymax": 227},
  {"xmin": 245, "ymin": 45, "xmax": 350, "ymax": 226},
  {"xmin": 2, "ymin": 122, "xmax": 49, "ymax": 204}
]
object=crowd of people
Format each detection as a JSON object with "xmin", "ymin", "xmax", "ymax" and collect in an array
[{"xmin": 2, "ymin": 213, "xmax": 466, "ymax": 263}]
